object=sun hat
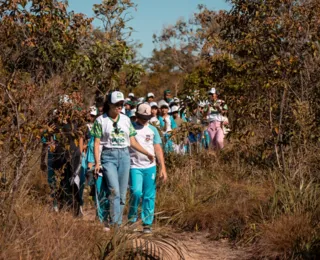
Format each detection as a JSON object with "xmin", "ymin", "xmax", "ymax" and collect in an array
[
  {"xmin": 149, "ymin": 102, "xmax": 158, "ymax": 108},
  {"xmin": 158, "ymin": 100, "xmax": 169, "ymax": 109},
  {"xmin": 208, "ymin": 88, "xmax": 216, "ymax": 95},
  {"xmin": 147, "ymin": 92, "xmax": 155, "ymax": 98},
  {"xmin": 128, "ymin": 93, "xmax": 135, "ymax": 98},
  {"xmin": 89, "ymin": 106, "xmax": 97, "ymax": 116},
  {"xmin": 108, "ymin": 91, "xmax": 124, "ymax": 104},
  {"xmin": 136, "ymin": 103, "xmax": 152, "ymax": 120}
]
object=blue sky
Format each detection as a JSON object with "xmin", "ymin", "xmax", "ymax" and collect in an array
[{"xmin": 67, "ymin": 0, "xmax": 230, "ymax": 58}]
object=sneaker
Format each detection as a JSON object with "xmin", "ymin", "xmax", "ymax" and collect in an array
[
  {"xmin": 53, "ymin": 205, "xmax": 59, "ymax": 213},
  {"xmin": 103, "ymin": 226, "xmax": 111, "ymax": 232},
  {"xmin": 143, "ymin": 226, "xmax": 152, "ymax": 234},
  {"xmin": 52, "ymin": 200, "xmax": 59, "ymax": 212},
  {"xmin": 79, "ymin": 206, "xmax": 84, "ymax": 216}
]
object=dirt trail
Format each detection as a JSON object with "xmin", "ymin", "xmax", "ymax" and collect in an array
[
  {"xmin": 83, "ymin": 208, "xmax": 251, "ymax": 260},
  {"xmin": 176, "ymin": 232, "xmax": 251, "ymax": 260}
]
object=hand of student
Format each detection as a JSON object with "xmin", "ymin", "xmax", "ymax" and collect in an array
[
  {"xmin": 94, "ymin": 164, "xmax": 100, "ymax": 179},
  {"xmin": 147, "ymin": 153, "xmax": 155, "ymax": 163},
  {"xmin": 159, "ymin": 168, "xmax": 168, "ymax": 183}
]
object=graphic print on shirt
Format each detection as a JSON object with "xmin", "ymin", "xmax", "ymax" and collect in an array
[{"xmin": 110, "ymin": 128, "xmax": 126, "ymax": 146}]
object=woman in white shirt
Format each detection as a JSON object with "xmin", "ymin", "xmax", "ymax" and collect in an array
[{"xmin": 91, "ymin": 91, "xmax": 153, "ymax": 230}]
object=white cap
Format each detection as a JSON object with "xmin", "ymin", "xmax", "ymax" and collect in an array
[
  {"xmin": 208, "ymin": 88, "xmax": 216, "ymax": 94},
  {"xmin": 198, "ymin": 101, "xmax": 206, "ymax": 107},
  {"xmin": 128, "ymin": 93, "xmax": 134, "ymax": 98},
  {"xmin": 173, "ymin": 97, "xmax": 180, "ymax": 103},
  {"xmin": 158, "ymin": 100, "xmax": 169, "ymax": 108},
  {"xmin": 149, "ymin": 102, "xmax": 158, "ymax": 108},
  {"xmin": 171, "ymin": 105, "xmax": 179, "ymax": 113},
  {"xmin": 129, "ymin": 108, "xmax": 136, "ymax": 118},
  {"xmin": 137, "ymin": 97, "xmax": 145, "ymax": 104},
  {"xmin": 89, "ymin": 106, "xmax": 97, "ymax": 116},
  {"xmin": 147, "ymin": 92, "xmax": 155, "ymax": 98},
  {"xmin": 110, "ymin": 91, "xmax": 124, "ymax": 104}
]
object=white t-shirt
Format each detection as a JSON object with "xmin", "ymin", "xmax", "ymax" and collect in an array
[
  {"xmin": 130, "ymin": 123, "xmax": 162, "ymax": 169},
  {"xmin": 208, "ymin": 100, "xmax": 225, "ymax": 122},
  {"xmin": 162, "ymin": 115, "xmax": 172, "ymax": 133},
  {"xmin": 91, "ymin": 113, "xmax": 136, "ymax": 149}
]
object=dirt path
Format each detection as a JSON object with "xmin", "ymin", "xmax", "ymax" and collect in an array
[
  {"xmin": 175, "ymin": 232, "xmax": 251, "ymax": 260},
  {"xmin": 83, "ymin": 208, "xmax": 251, "ymax": 260}
]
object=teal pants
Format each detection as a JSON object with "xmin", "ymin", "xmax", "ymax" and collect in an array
[
  {"xmin": 95, "ymin": 176, "xmax": 110, "ymax": 223},
  {"xmin": 164, "ymin": 134, "xmax": 174, "ymax": 153},
  {"xmin": 79, "ymin": 153, "xmax": 87, "ymax": 206},
  {"xmin": 128, "ymin": 166, "xmax": 157, "ymax": 226}
]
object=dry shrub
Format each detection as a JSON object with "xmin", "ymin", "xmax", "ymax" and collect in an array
[
  {"xmin": 257, "ymin": 214, "xmax": 320, "ymax": 259},
  {"xmin": 0, "ymin": 197, "xmax": 106, "ymax": 260}
]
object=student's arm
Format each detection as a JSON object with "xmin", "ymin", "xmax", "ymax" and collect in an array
[
  {"xmin": 79, "ymin": 136, "xmax": 84, "ymax": 154},
  {"xmin": 91, "ymin": 119, "xmax": 102, "ymax": 175},
  {"xmin": 94, "ymin": 138, "xmax": 101, "ymax": 175},
  {"xmin": 154, "ymin": 143, "xmax": 167, "ymax": 182},
  {"xmin": 130, "ymin": 136, "xmax": 154, "ymax": 162}
]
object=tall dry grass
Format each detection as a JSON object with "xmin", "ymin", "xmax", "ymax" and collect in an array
[
  {"xmin": 156, "ymin": 147, "xmax": 320, "ymax": 259},
  {"xmin": 1, "ymin": 144, "xmax": 319, "ymax": 259}
]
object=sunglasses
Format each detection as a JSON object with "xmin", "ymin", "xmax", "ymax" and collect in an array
[
  {"xmin": 113, "ymin": 102, "xmax": 124, "ymax": 108},
  {"xmin": 113, "ymin": 122, "xmax": 120, "ymax": 134}
]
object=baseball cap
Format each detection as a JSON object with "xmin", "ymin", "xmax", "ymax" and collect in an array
[
  {"xmin": 164, "ymin": 89, "xmax": 171, "ymax": 95},
  {"xmin": 129, "ymin": 108, "xmax": 137, "ymax": 118},
  {"xmin": 109, "ymin": 91, "xmax": 124, "ymax": 104},
  {"xmin": 128, "ymin": 93, "xmax": 134, "ymax": 98},
  {"xmin": 171, "ymin": 105, "xmax": 179, "ymax": 113},
  {"xmin": 147, "ymin": 92, "xmax": 155, "ymax": 98},
  {"xmin": 208, "ymin": 88, "xmax": 216, "ymax": 95},
  {"xmin": 149, "ymin": 102, "xmax": 158, "ymax": 108},
  {"xmin": 137, "ymin": 97, "xmax": 145, "ymax": 104},
  {"xmin": 173, "ymin": 97, "xmax": 180, "ymax": 103},
  {"xmin": 136, "ymin": 103, "xmax": 152, "ymax": 120},
  {"xmin": 158, "ymin": 100, "xmax": 169, "ymax": 109},
  {"xmin": 89, "ymin": 106, "xmax": 97, "ymax": 116}
]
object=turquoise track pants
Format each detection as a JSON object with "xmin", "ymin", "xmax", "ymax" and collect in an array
[
  {"xmin": 95, "ymin": 176, "xmax": 110, "ymax": 223},
  {"xmin": 128, "ymin": 166, "xmax": 157, "ymax": 226}
]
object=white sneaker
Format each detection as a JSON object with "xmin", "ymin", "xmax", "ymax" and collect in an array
[
  {"xmin": 103, "ymin": 226, "xmax": 111, "ymax": 232},
  {"xmin": 53, "ymin": 205, "xmax": 59, "ymax": 213},
  {"xmin": 79, "ymin": 206, "xmax": 84, "ymax": 216}
]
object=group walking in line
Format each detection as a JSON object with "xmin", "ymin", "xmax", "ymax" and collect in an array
[{"xmin": 40, "ymin": 87, "xmax": 229, "ymax": 233}]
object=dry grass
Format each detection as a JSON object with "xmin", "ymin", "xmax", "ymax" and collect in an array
[
  {"xmin": 1, "ymin": 147, "xmax": 320, "ymax": 259},
  {"xmin": 0, "ymin": 196, "xmax": 106, "ymax": 260},
  {"xmin": 156, "ymin": 150, "xmax": 320, "ymax": 259}
]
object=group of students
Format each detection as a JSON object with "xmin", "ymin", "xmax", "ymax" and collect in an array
[
  {"xmin": 41, "ymin": 87, "xmax": 229, "ymax": 233},
  {"xmin": 123, "ymin": 88, "xmax": 229, "ymax": 154}
]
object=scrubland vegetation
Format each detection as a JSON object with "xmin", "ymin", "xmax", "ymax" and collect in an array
[{"xmin": 1, "ymin": 0, "xmax": 320, "ymax": 259}]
